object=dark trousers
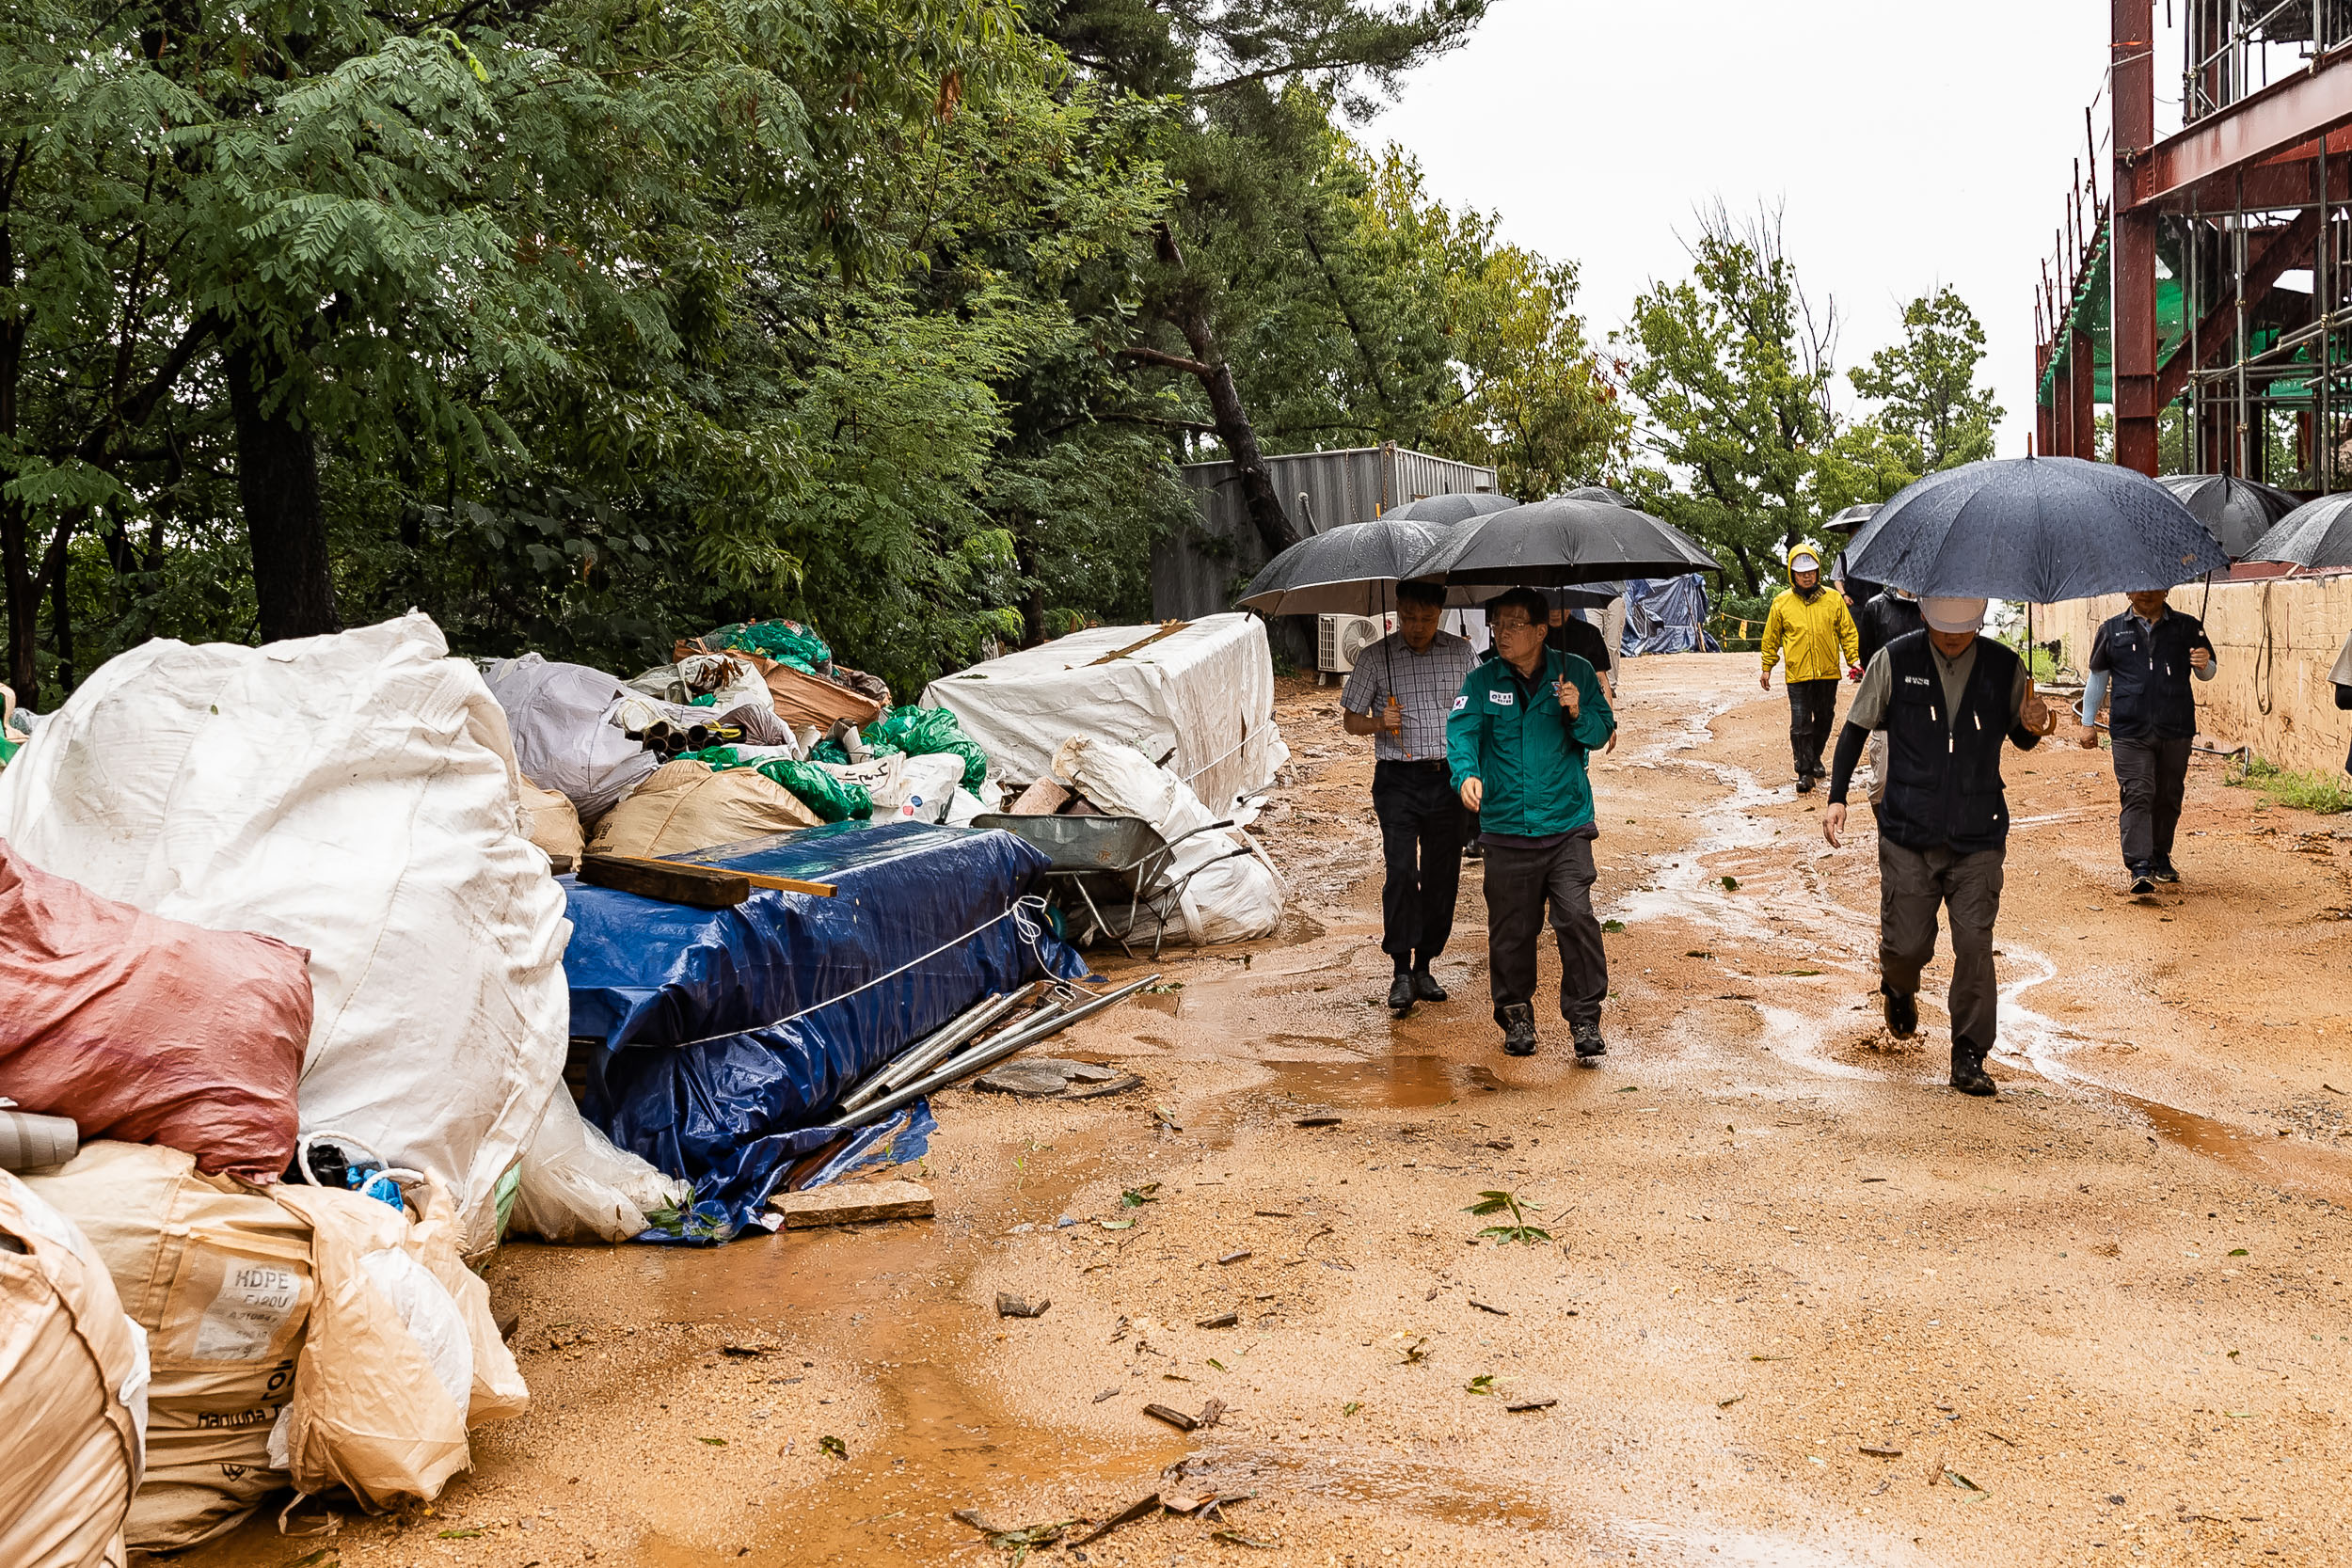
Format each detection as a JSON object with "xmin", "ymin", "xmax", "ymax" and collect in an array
[
  {"xmin": 1482, "ymin": 833, "xmax": 1607, "ymax": 1028},
  {"xmin": 1878, "ymin": 839, "xmax": 2004, "ymax": 1068},
  {"xmin": 1788, "ymin": 678, "xmax": 1840, "ymax": 777},
  {"xmin": 1372, "ymin": 761, "xmax": 1467, "ymax": 967},
  {"xmin": 2112, "ymin": 736, "xmax": 2191, "ymax": 874}
]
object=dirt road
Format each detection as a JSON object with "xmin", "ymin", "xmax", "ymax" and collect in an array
[{"xmin": 182, "ymin": 654, "xmax": 2352, "ymax": 1567}]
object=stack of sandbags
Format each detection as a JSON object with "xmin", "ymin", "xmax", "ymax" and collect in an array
[
  {"xmin": 0, "ymin": 614, "xmax": 571, "ymax": 1256},
  {"xmin": 0, "ymin": 1171, "xmax": 148, "ymax": 1568},
  {"xmin": 21, "ymin": 1143, "xmax": 530, "ymax": 1544}
]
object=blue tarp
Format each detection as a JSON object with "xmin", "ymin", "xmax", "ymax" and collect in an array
[
  {"xmin": 562, "ymin": 821, "xmax": 1089, "ymax": 1239},
  {"xmin": 1620, "ymin": 574, "xmax": 1720, "ymax": 656}
]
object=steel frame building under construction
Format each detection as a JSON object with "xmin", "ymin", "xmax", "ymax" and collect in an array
[{"xmin": 2038, "ymin": 1, "xmax": 2352, "ymax": 488}]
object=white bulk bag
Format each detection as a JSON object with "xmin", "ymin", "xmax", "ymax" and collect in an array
[
  {"xmin": 0, "ymin": 614, "xmax": 571, "ymax": 1255},
  {"xmin": 1049, "ymin": 736, "xmax": 1284, "ymax": 944},
  {"xmin": 484, "ymin": 653, "xmax": 660, "ymax": 823}
]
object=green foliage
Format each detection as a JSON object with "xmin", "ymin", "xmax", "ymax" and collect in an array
[
  {"xmin": 1848, "ymin": 286, "xmax": 2003, "ymax": 475},
  {"xmin": 2228, "ymin": 754, "xmax": 2351, "ymax": 815}
]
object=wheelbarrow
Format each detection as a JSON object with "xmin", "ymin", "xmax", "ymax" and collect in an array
[{"xmin": 971, "ymin": 813, "xmax": 1250, "ymax": 958}]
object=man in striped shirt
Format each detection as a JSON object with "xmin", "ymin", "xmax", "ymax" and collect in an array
[{"xmin": 1342, "ymin": 580, "xmax": 1479, "ymax": 1012}]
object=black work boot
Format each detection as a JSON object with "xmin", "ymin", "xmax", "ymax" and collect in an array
[
  {"xmin": 1881, "ymin": 984, "xmax": 1918, "ymax": 1038},
  {"xmin": 1498, "ymin": 1003, "xmax": 1538, "ymax": 1057},
  {"xmin": 1411, "ymin": 963, "xmax": 1448, "ymax": 1003},
  {"xmin": 1570, "ymin": 1019, "xmax": 1607, "ymax": 1065},
  {"xmin": 1796, "ymin": 773, "xmax": 1815, "ymax": 794},
  {"xmin": 1950, "ymin": 1046, "xmax": 1997, "ymax": 1097},
  {"xmin": 1387, "ymin": 969, "xmax": 1415, "ymax": 1011}
]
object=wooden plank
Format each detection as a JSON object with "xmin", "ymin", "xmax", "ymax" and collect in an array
[
  {"xmin": 1087, "ymin": 621, "xmax": 1191, "ymax": 667},
  {"xmin": 769, "ymin": 1180, "xmax": 935, "ymax": 1229},
  {"xmin": 579, "ymin": 854, "xmax": 750, "ymax": 908},
  {"xmin": 586, "ymin": 852, "xmax": 835, "ymax": 899}
]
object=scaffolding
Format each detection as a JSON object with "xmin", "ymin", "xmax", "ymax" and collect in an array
[{"xmin": 2036, "ymin": 1, "xmax": 2352, "ymax": 492}]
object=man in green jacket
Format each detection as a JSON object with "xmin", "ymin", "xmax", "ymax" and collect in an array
[{"xmin": 1447, "ymin": 586, "xmax": 1619, "ymax": 1060}]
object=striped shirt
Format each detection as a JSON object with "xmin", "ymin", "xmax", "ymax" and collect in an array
[{"xmin": 1341, "ymin": 629, "xmax": 1477, "ymax": 763}]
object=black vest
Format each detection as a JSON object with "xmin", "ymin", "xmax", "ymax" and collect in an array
[
  {"xmin": 1878, "ymin": 631, "xmax": 2021, "ymax": 855},
  {"xmin": 2100, "ymin": 610, "xmax": 2205, "ymax": 741}
]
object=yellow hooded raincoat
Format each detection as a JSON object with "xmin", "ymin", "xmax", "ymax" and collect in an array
[{"xmin": 1759, "ymin": 542, "xmax": 1859, "ymax": 682}]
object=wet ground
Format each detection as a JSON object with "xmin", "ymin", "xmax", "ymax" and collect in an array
[{"xmin": 176, "ymin": 654, "xmax": 2352, "ymax": 1567}]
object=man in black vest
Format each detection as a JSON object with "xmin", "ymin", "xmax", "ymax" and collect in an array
[
  {"xmin": 1852, "ymin": 587, "xmax": 1928, "ymax": 806},
  {"xmin": 1821, "ymin": 596, "xmax": 2058, "ymax": 1096},
  {"xmin": 2074, "ymin": 589, "xmax": 2217, "ymax": 895}
]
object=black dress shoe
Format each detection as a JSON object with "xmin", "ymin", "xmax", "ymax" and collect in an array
[
  {"xmin": 1387, "ymin": 971, "xmax": 1415, "ymax": 1010},
  {"xmin": 1882, "ymin": 985, "xmax": 1917, "ymax": 1037},
  {"xmin": 1411, "ymin": 967, "xmax": 1448, "ymax": 1003}
]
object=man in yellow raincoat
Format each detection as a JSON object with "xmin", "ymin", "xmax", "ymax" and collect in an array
[{"xmin": 1759, "ymin": 541, "xmax": 1862, "ymax": 793}]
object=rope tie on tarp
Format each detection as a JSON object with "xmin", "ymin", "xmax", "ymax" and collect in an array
[{"xmin": 664, "ymin": 893, "xmax": 1066, "ymax": 1050}]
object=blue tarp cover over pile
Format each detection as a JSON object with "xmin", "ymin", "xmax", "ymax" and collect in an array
[
  {"xmin": 564, "ymin": 821, "xmax": 1088, "ymax": 1239},
  {"xmin": 1620, "ymin": 574, "xmax": 1721, "ymax": 656}
]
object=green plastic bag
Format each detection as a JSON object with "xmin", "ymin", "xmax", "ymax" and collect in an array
[
  {"xmin": 677, "ymin": 747, "xmax": 873, "ymax": 823},
  {"xmin": 864, "ymin": 705, "xmax": 989, "ymax": 792},
  {"xmin": 705, "ymin": 618, "xmax": 834, "ymax": 675}
]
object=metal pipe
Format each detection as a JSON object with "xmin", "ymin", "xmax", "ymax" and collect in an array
[
  {"xmin": 925, "ymin": 999, "xmax": 1071, "ymax": 1085},
  {"xmin": 836, "ymin": 988, "xmax": 1028, "ymax": 1114},
  {"xmin": 827, "ymin": 974, "xmax": 1161, "ymax": 1132},
  {"xmin": 878, "ymin": 986, "xmax": 1036, "ymax": 1092}
]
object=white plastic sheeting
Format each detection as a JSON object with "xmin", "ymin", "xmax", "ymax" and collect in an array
[
  {"xmin": 510, "ymin": 1095, "xmax": 689, "ymax": 1243},
  {"xmin": 0, "ymin": 614, "xmax": 572, "ymax": 1255},
  {"xmin": 1049, "ymin": 736, "xmax": 1284, "ymax": 946},
  {"xmin": 921, "ymin": 613, "xmax": 1288, "ymax": 814}
]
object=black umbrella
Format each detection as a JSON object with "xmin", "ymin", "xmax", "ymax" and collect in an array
[
  {"xmin": 1240, "ymin": 519, "xmax": 1498, "ymax": 615},
  {"xmin": 1542, "ymin": 583, "xmax": 1624, "ymax": 610},
  {"xmin": 2153, "ymin": 473, "xmax": 2299, "ymax": 560},
  {"xmin": 1843, "ymin": 456, "xmax": 2230, "ymax": 601},
  {"xmin": 1559, "ymin": 484, "xmax": 1633, "ymax": 506},
  {"xmin": 1823, "ymin": 503, "xmax": 1881, "ymax": 535},
  {"xmin": 1375, "ymin": 492, "xmax": 1519, "ymax": 526},
  {"xmin": 1405, "ymin": 496, "xmax": 1723, "ymax": 588},
  {"xmin": 2245, "ymin": 491, "xmax": 2352, "ymax": 570}
]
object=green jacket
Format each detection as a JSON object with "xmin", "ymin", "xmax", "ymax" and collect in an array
[{"xmin": 1446, "ymin": 649, "xmax": 1615, "ymax": 838}]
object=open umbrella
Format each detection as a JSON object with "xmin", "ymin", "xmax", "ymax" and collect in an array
[
  {"xmin": 1542, "ymin": 584, "xmax": 1624, "ymax": 611},
  {"xmin": 1405, "ymin": 496, "xmax": 1722, "ymax": 588},
  {"xmin": 2245, "ymin": 491, "xmax": 2352, "ymax": 571},
  {"xmin": 2154, "ymin": 473, "xmax": 2299, "ymax": 560},
  {"xmin": 1240, "ymin": 519, "xmax": 1496, "ymax": 616},
  {"xmin": 1843, "ymin": 456, "xmax": 2229, "ymax": 601},
  {"xmin": 1823, "ymin": 503, "xmax": 1881, "ymax": 535},
  {"xmin": 1560, "ymin": 484, "xmax": 1633, "ymax": 506},
  {"xmin": 1375, "ymin": 492, "xmax": 1518, "ymax": 526}
]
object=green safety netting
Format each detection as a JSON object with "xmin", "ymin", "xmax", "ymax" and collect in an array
[
  {"xmin": 705, "ymin": 619, "xmax": 833, "ymax": 674},
  {"xmin": 676, "ymin": 747, "xmax": 874, "ymax": 822},
  {"xmin": 808, "ymin": 705, "xmax": 988, "ymax": 792}
]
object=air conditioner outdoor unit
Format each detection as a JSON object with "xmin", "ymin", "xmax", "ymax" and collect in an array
[{"xmin": 1318, "ymin": 612, "xmax": 1393, "ymax": 674}]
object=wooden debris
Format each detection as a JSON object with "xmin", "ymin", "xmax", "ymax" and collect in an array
[
  {"xmin": 1294, "ymin": 1115, "xmax": 1343, "ymax": 1128},
  {"xmin": 1216, "ymin": 1249, "xmax": 1252, "ymax": 1266},
  {"xmin": 1504, "ymin": 1398, "xmax": 1557, "ymax": 1414},
  {"xmin": 579, "ymin": 854, "xmax": 751, "ymax": 909},
  {"xmin": 1196, "ymin": 1310, "xmax": 1239, "ymax": 1329},
  {"xmin": 994, "ymin": 1292, "xmax": 1051, "ymax": 1319},
  {"xmin": 1468, "ymin": 1298, "xmax": 1509, "ymax": 1315},
  {"xmin": 768, "ymin": 1180, "xmax": 933, "ymax": 1229},
  {"xmin": 1071, "ymin": 1494, "xmax": 1160, "ymax": 1546},
  {"xmin": 1008, "ymin": 778, "xmax": 1072, "ymax": 816},
  {"xmin": 1143, "ymin": 1402, "xmax": 1200, "ymax": 1433},
  {"xmin": 1858, "ymin": 1444, "xmax": 1904, "ymax": 1458},
  {"xmin": 1197, "ymin": 1397, "xmax": 1227, "ymax": 1429}
]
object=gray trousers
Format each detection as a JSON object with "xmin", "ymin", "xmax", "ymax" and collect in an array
[
  {"xmin": 1878, "ymin": 838, "xmax": 2004, "ymax": 1065},
  {"xmin": 1482, "ymin": 834, "xmax": 1608, "ymax": 1028},
  {"xmin": 2111, "ymin": 736, "xmax": 2191, "ymax": 874}
]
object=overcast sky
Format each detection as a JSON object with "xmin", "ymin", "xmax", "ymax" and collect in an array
[{"xmin": 1375, "ymin": 1, "xmax": 2123, "ymax": 460}]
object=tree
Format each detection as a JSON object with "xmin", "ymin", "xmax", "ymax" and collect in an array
[
  {"xmin": 1619, "ymin": 203, "xmax": 1836, "ymax": 594},
  {"xmin": 1848, "ymin": 285, "xmax": 2002, "ymax": 475},
  {"xmin": 1038, "ymin": 0, "xmax": 1492, "ymax": 557}
]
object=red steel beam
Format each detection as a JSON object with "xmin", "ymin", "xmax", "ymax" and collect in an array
[
  {"xmin": 2161, "ymin": 124, "xmax": 2352, "ymax": 213},
  {"xmin": 2153, "ymin": 202, "xmax": 2325, "ymax": 411},
  {"xmin": 2133, "ymin": 47, "xmax": 2352, "ymax": 210},
  {"xmin": 2112, "ymin": 0, "xmax": 2160, "ymax": 474}
]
